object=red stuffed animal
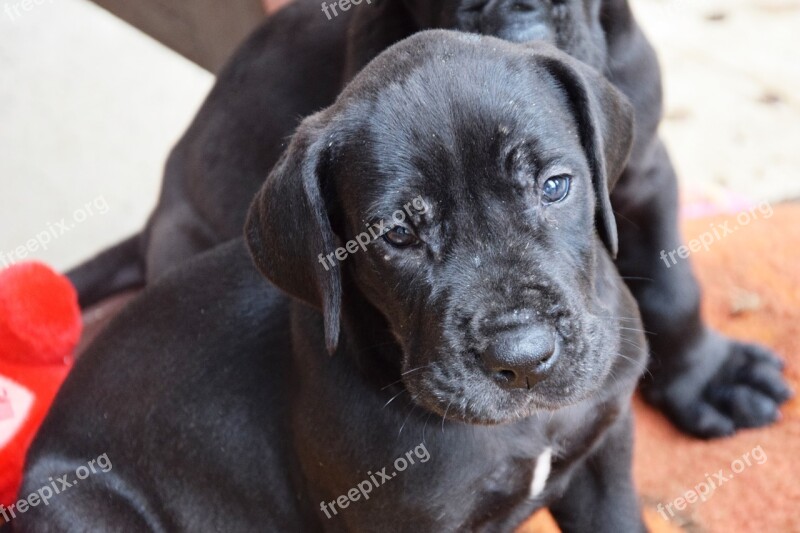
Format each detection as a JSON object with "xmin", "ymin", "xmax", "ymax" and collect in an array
[{"xmin": 0, "ymin": 262, "xmax": 80, "ymax": 507}]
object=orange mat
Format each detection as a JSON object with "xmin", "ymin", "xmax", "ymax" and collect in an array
[{"xmin": 521, "ymin": 203, "xmax": 800, "ymax": 532}]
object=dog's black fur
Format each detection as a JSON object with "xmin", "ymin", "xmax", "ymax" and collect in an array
[
  {"xmin": 18, "ymin": 33, "xmax": 647, "ymax": 532},
  {"xmin": 67, "ymin": 0, "xmax": 790, "ymax": 439}
]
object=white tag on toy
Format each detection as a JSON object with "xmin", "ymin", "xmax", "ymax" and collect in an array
[{"xmin": 0, "ymin": 375, "xmax": 34, "ymax": 450}]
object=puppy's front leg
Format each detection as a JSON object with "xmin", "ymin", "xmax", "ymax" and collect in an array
[
  {"xmin": 612, "ymin": 137, "xmax": 791, "ymax": 438},
  {"xmin": 548, "ymin": 411, "xmax": 646, "ymax": 533}
]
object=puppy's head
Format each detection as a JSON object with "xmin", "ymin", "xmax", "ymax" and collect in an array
[
  {"xmin": 401, "ymin": 0, "xmax": 608, "ymax": 68},
  {"xmin": 246, "ymin": 32, "xmax": 633, "ymax": 424}
]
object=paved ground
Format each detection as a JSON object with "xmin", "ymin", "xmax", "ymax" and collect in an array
[
  {"xmin": 0, "ymin": 0, "xmax": 212, "ymax": 271},
  {"xmin": 633, "ymin": 0, "xmax": 800, "ymax": 205}
]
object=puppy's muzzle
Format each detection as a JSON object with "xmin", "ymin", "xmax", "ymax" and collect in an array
[{"xmin": 480, "ymin": 317, "xmax": 560, "ymax": 390}]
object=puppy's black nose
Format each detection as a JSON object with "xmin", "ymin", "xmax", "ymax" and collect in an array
[{"xmin": 481, "ymin": 325, "xmax": 558, "ymax": 389}]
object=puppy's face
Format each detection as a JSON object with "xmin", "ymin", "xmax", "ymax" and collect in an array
[
  {"xmin": 247, "ymin": 33, "xmax": 633, "ymax": 425},
  {"xmin": 337, "ymin": 52, "xmax": 609, "ymax": 424},
  {"xmin": 404, "ymin": 0, "xmax": 607, "ymax": 68}
]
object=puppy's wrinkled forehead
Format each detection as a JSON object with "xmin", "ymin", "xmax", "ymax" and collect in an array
[{"xmin": 333, "ymin": 34, "xmax": 585, "ymax": 208}]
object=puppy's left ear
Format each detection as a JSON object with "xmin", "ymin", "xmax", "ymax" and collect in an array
[
  {"xmin": 536, "ymin": 50, "xmax": 635, "ymax": 258},
  {"xmin": 245, "ymin": 113, "xmax": 342, "ymax": 354}
]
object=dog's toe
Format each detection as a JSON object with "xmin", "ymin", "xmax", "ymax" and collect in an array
[
  {"xmin": 741, "ymin": 342, "xmax": 786, "ymax": 370},
  {"xmin": 645, "ymin": 336, "xmax": 792, "ymax": 439},
  {"xmin": 680, "ymin": 401, "xmax": 737, "ymax": 439},
  {"xmin": 707, "ymin": 384, "xmax": 781, "ymax": 429},
  {"xmin": 738, "ymin": 357, "xmax": 793, "ymax": 402}
]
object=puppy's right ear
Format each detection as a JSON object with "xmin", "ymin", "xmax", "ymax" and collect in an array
[
  {"xmin": 531, "ymin": 46, "xmax": 635, "ymax": 259},
  {"xmin": 245, "ymin": 113, "xmax": 341, "ymax": 354}
]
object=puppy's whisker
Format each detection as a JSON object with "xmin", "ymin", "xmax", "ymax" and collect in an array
[
  {"xmin": 615, "ymin": 352, "xmax": 652, "ymax": 379},
  {"xmin": 441, "ymin": 400, "xmax": 453, "ymax": 433},
  {"xmin": 618, "ymin": 326, "xmax": 656, "ymax": 336},
  {"xmin": 618, "ymin": 337, "xmax": 645, "ymax": 349},
  {"xmin": 612, "ymin": 210, "xmax": 640, "ymax": 231},
  {"xmin": 383, "ymin": 389, "xmax": 407, "ymax": 409},
  {"xmin": 398, "ymin": 399, "xmax": 419, "ymax": 438},
  {"xmin": 615, "ymin": 352, "xmax": 645, "ymax": 368},
  {"xmin": 605, "ymin": 368, "xmax": 623, "ymax": 390},
  {"xmin": 422, "ymin": 412, "xmax": 433, "ymax": 444},
  {"xmin": 380, "ymin": 365, "xmax": 430, "ymax": 391},
  {"xmin": 594, "ymin": 315, "xmax": 642, "ymax": 322},
  {"xmin": 380, "ymin": 379, "xmax": 403, "ymax": 391},
  {"xmin": 402, "ymin": 364, "xmax": 431, "ymax": 377}
]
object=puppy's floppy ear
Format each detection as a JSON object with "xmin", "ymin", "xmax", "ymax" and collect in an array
[
  {"xmin": 535, "ymin": 49, "xmax": 634, "ymax": 258},
  {"xmin": 245, "ymin": 113, "xmax": 341, "ymax": 354}
]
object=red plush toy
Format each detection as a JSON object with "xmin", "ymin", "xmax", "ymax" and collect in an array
[{"xmin": 0, "ymin": 262, "xmax": 80, "ymax": 506}]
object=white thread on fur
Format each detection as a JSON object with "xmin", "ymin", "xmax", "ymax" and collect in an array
[{"xmin": 529, "ymin": 447, "xmax": 552, "ymax": 498}]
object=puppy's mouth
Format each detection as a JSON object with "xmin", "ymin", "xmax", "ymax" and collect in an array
[
  {"xmin": 403, "ymin": 369, "xmax": 548, "ymax": 425},
  {"xmin": 400, "ymin": 317, "xmax": 620, "ymax": 425}
]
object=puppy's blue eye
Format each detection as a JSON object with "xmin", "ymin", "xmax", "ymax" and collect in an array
[
  {"xmin": 542, "ymin": 175, "xmax": 571, "ymax": 204},
  {"xmin": 384, "ymin": 226, "xmax": 418, "ymax": 247}
]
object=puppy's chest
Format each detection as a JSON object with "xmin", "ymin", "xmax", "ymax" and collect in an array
[
  {"xmin": 468, "ymin": 406, "xmax": 617, "ymax": 511},
  {"xmin": 473, "ymin": 447, "xmax": 556, "ymax": 507}
]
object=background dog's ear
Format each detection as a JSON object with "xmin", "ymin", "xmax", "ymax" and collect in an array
[
  {"xmin": 535, "ymin": 49, "xmax": 635, "ymax": 258},
  {"xmin": 245, "ymin": 113, "xmax": 341, "ymax": 354}
]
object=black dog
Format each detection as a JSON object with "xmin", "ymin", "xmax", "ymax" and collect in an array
[
  {"xmin": 17, "ymin": 33, "xmax": 647, "ymax": 532},
  {"xmin": 67, "ymin": 0, "xmax": 790, "ymax": 439}
]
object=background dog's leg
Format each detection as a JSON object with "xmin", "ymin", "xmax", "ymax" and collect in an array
[
  {"xmin": 67, "ymin": 233, "xmax": 145, "ymax": 309},
  {"xmin": 143, "ymin": 201, "xmax": 219, "ymax": 283},
  {"xmin": 548, "ymin": 411, "xmax": 645, "ymax": 533},
  {"xmin": 613, "ymin": 137, "xmax": 792, "ymax": 438}
]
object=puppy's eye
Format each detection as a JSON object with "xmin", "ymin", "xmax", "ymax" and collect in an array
[
  {"xmin": 541, "ymin": 175, "xmax": 571, "ymax": 204},
  {"xmin": 383, "ymin": 226, "xmax": 419, "ymax": 247},
  {"xmin": 511, "ymin": 2, "xmax": 536, "ymax": 12},
  {"xmin": 461, "ymin": 0, "xmax": 487, "ymax": 13}
]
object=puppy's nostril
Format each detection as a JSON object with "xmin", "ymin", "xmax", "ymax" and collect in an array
[
  {"xmin": 494, "ymin": 369, "xmax": 517, "ymax": 383},
  {"xmin": 538, "ymin": 350, "xmax": 555, "ymax": 366}
]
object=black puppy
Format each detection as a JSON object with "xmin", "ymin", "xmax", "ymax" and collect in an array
[
  {"xmin": 68, "ymin": 0, "xmax": 790, "ymax": 438},
  {"xmin": 18, "ymin": 33, "xmax": 647, "ymax": 532}
]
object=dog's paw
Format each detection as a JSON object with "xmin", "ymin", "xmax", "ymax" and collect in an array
[{"xmin": 644, "ymin": 331, "xmax": 793, "ymax": 439}]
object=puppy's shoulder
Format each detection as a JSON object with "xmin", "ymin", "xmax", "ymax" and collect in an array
[
  {"xmin": 86, "ymin": 237, "xmax": 287, "ymax": 365},
  {"xmin": 35, "ymin": 238, "xmax": 290, "ymax": 441}
]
